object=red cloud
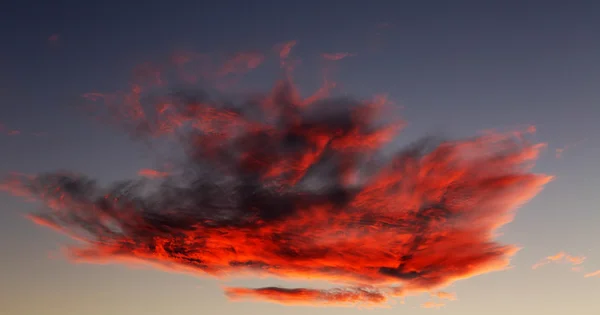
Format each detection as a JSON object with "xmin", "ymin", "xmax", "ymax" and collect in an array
[
  {"xmin": 1, "ymin": 50, "xmax": 552, "ymax": 307},
  {"xmin": 225, "ymin": 287, "xmax": 387, "ymax": 307}
]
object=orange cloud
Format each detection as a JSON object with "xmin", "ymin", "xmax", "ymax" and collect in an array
[
  {"xmin": 532, "ymin": 261, "xmax": 549, "ymax": 269},
  {"xmin": 422, "ymin": 301, "xmax": 445, "ymax": 309},
  {"xmin": 584, "ymin": 270, "xmax": 600, "ymax": 278},
  {"xmin": 1, "ymin": 50, "xmax": 552, "ymax": 306},
  {"xmin": 548, "ymin": 252, "xmax": 566, "ymax": 261},
  {"xmin": 532, "ymin": 252, "xmax": 585, "ymax": 270},
  {"xmin": 566, "ymin": 255, "xmax": 586, "ymax": 265},
  {"xmin": 431, "ymin": 291, "xmax": 457, "ymax": 301},
  {"xmin": 532, "ymin": 252, "xmax": 563, "ymax": 269},
  {"xmin": 138, "ymin": 169, "xmax": 170, "ymax": 178}
]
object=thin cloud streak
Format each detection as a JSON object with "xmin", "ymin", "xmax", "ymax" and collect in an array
[
  {"xmin": 532, "ymin": 252, "xmax": 586, "ymax": 270},
  {"xmin": 322, "ymin": 53, "xmax": 356, "ymax": 61},
  {"xmin": 138, "ymin": 169, "xmax": 170, "ymax": 178},
  {"xmin": 422, "ymin": 301, "xmax": 445, "ymax": 309},
  {"xmin": 225, "ymin": 287, "xmax": 387, "ymax": 307},
  {"xmin": 584, "ymin": 270, "xmax": 600, "ymax": 278},
  {"xmin": 431, "ymin": 291, "xmax": 457, "ymax": 301}
]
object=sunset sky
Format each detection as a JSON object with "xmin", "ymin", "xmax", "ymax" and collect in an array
[{"xmin": 1, "ymin": 1, "xmax": 600, "ymax": 315}]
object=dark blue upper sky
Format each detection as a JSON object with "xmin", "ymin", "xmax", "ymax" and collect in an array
[{"xmin": 2, "ymin": 0, "xmax": 599, "ymax": 138}]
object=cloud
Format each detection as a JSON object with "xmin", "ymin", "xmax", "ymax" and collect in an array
[
  {"xmin": 1, "ymin": 51, "xmax": 552, "ymax": 307},
  {"xmin": 217, "ymin": 52, "xmax": 265, "ymax": 77},
  {"xmin": 138, "ymin": 169, "xmax": 170, "ymax": 179},
  {"xmin": 431, "ymin": 291, "xmax": 457, "ymax": 301},
  {"xmin": 0, "ymin": 123, "xmax": 21, "ymax": 136},
  {"xmin": 225, "ymin": 287, "xmax": 387, "ymax": 307},
  {"xmin": 548, "ymin": 252, "xmax": 567, "ymax": 261},
  {"xmin": 276, "ymin": 40, "xmax": 297, "ymax": 60},
  {"xmin": 584, "ymin": 270, "xmax": 600, "ymax": 278},
  {"xmin": 0, "ymin": 123, "xmax": 47, "ymax": 137},
  {"xmin": 566, "ymin": 255, "xmax": 586, "ymax": 265},
  {"xmin": 532, "ymin": 252, "xmax": 585, "ymax": 270},
  {"xmin": 422, "ymin": 301, "xmax": 445, "ymax": 309},
  {"xmin": 274, "ymin": 40, "xmax": 299, "ymax": 71},
  {"xmin": 322, "ymin": 53, "xmax": 356, "ymax": 61},
  {"xmin": 555, "ymin": 139, "xmax": 586, "ymax": 159},
  {"xmin": 0, "ymin": 172, "xmax": 36, "ymax": 200}
]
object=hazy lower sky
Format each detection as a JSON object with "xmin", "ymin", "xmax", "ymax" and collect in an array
[{"xmin": 1, "ymin": 1, "xmax": 599, "ymax": 314}]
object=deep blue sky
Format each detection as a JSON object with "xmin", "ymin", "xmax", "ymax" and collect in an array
[{"xmin": 1, "ymin": 1, "xmax": 600, "ymax": 314}]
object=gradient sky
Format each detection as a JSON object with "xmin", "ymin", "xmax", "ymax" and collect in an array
[{"xmin": 1, "ymin": 1, "xmax": 600, "ymax": 314}]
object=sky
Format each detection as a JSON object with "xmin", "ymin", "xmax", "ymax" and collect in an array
[{"xmin": 1, "ymin": 1, "xmax": 599, "ymax": 314}]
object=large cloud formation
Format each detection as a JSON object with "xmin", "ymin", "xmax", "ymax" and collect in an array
[{"xmin": 1, "ymin": 43, "xmax": 552, "ymax": 307}]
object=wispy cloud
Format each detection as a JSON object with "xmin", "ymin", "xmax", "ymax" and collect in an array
[
  {"xmin": 532, "ymin": 252, "xmax": 585, "ymax": 270},
  {"xmin": 0, "ymin": 123, "xmax": 21, "ymax": 136},
  {"xmin": 322, "ymin": 52, "xmax": 356, "ymax": 61},
  {"xmin": 431, "ymin": 291, "xmax": 457, "ymax": 301},
  {"xmin": 555, "ymin": 139, "xmax": 586, "ymax": 159},
  {"xmin": 138, "ymin": 169, "xmax": 170, "ymax": 179},
  {"xmin": 584, "ymin": 270, "xmax": 600, "ymax": 278},
  {"xmin": 422, "ymin": 301, "xmax": 445, "ymax": 309},
  {"xmin": 225, "ymin": 287, "xmax": 387, "ymax": 307},
  {"xmin": 274, "ymin": 40, "xmax": 298, "ymax": 71},
  {"xmin": 0, "ymin": 123, "xmax": 48, "ymax": 137},
  {"xmin": 217, "ymin": 52, "xmax": 265, "ymax": 76}
]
